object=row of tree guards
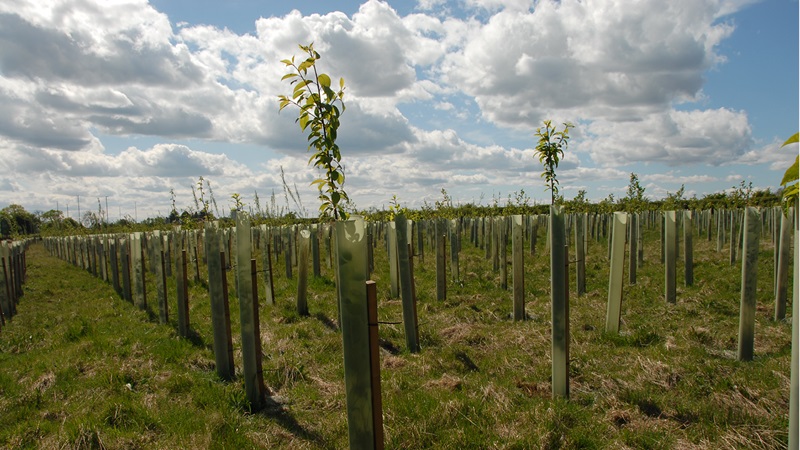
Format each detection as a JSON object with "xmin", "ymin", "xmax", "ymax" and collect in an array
[
  {"xmin": 0, "ymin": 240, "xmax": 27, "ymax": 332},
  {"xmin": 41, "ymin": 205, "xmax": 798, "ymax": 450}
]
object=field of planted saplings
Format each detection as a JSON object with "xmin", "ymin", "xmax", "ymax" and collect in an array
[{"xmin": 0, "ymin": 206, "xmax": 796, "ymax": 449}]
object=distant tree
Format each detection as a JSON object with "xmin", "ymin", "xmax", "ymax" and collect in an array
[
  {"xmin": 0, "ymin": 204, "xmax": 40, "ymax": 236},
  {"xmin": 434, "ymin": 188, "xmax": 456, "ymax": 218},
  {"xmin": 39, "ymin": 209, "xmax": 65, "ymax": 234},
  {"xmin": 505, "ymin": 189, "xmax": 532, "ymax": 215},
  {"xmin": 622, "ymin": 172, "xmax": 647, "ymax": 212},
  {"xmin": 750, "ymin": 188, "xmax": 781, "ymax": 207},
  {"xmin": 700, "ymin": 192, "xmax": 727, "ymax": 210},
  {"xmin": 728, "ymin": 180, "xmax": 753, "ymax": 208},
  {"xmin": 598, "ymin": 194, "xmax": 616, "ymax": 214},
  {"xmin": 662, "ymin": 184, "xmax": 686, "ymax": 211},
  {"xmin": 566, "ymin": 189, "xmax": 590, "ymax": 213},
  {"xmin": 41, "ymin": 209, "xmax": 64, "ymax": 224}
]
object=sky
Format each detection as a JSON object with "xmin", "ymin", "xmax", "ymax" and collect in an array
[{"xmin": 0, "ymin": 0, "xmax": 797, "ymax": 222}]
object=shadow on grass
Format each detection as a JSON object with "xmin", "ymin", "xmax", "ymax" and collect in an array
[
  {"xmin": 454, "ymin": 350, "xmax": 480, "ymax": 372},
  {"xmin": 379, "ymin": 338, "xmax": 401, "ymax": 355},
  {"xmin": 259, "ymin": 397, "xmax": 332, "ymax": 449},
  {"xmin": 183, "ymin": 328, "xmax": 208, "ymax": 349},
  {"xmin": 143, "ymin": 307, "xmax": 159, "ymax": 323},
  {"xmin": 314, "ymin": 312, "xmax": 339, "ymax": 332}
]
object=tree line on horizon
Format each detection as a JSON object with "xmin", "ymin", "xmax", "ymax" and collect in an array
[{"xmin": 0, "ymin": 175, "xmax": 786, "ymax": 239}]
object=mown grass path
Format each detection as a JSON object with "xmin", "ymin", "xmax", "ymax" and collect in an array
[{"xmin": 0, "ymin": 243, "xmax": 331, "ymax": 449}]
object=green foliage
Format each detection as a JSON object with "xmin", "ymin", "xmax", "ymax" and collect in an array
[
  {"xmin": 279, "ymin": 43, "xmax": 348, "ymax": 221},
  {"xmin": 387, "ymin": 194, "xmax": 407, "ymax": 221},
  {"xmin": 662, "ymin": 184, "xmax": 686, "ymax": 211},
  {"xmin": 728, "ymin": 180, "xmax": 754, "ymax": 208},
  {"xmin": 169, "ymin": 188, "xmax": 179, "ymax": 223},
  {"xmin": 565, "ymin": 189, "xmax": 590, "ymax": 213},
  {"xmin": 230, "ymin": 193, "xmax": 245, "ymax": 213},
  {"xmin": 780, "ymin": 133, "xmax": 798, "ymax": 204},
  {"xmin": 504, "ymin": 189, "xmax": 532, "ymax": 215},
  {"xmin": 598, "ymin": 193, "xmax": 616, "ymax": 214},
  {"xmin": 534, "ymin": 120, "xmax": 573, "ymax": 205},
  {"xmin": 0, "ymin": 204, "xmax": 40, "ymax": 237},
  {"xmin": 191, "ymin": 176, "xmax": 214, "ymax": 221},
  {"xmin": 623, "ymin": 172, "xmax": 647, "ymax": 212},
  {"xmin": 433, "ymin": 188, "xmax": 457, "ymax": 219}
]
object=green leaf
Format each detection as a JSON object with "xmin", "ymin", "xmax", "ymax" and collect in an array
[
  {"xmin": 280, "ymin": 59, "xmax": 293, "ymax": 66},
  {"xmin": 783, "ymin": 183, "xmax": 799, "ymax": 200},
  {"xmin": 331, "ymin": 191, "xmax": 340, "ymax": 205},
  {"xmin": 299, "ymin": 113, "xmax": 310, "ymax": 131},
  {"xmin": 318, "ymin": 73, "xmax": 331, "ymax": 88},
  {"xmin": 339, "ymin": 77, "xmax": 345, "ymax": 89},
  {"xmin": 781, "ymin": 155, "xmax": 799, "ymax": 186},
  {"xmin": 293, "ymin": 79, "xmax": 312, "ymax": 95},
  {"xmin": 322, "ymin": 86, "xmax": 336, "ymax": 102},
  {"xmin": 782, "ymin": 132, "xmax": 799, "ymax": 147},
  {"xmin": 281, "ymin": 73, "xmax": 298, "ymax": 81}
]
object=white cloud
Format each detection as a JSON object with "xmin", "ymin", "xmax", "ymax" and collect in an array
[
  {"xmin": 0, "ymin": 0, "xmax": 786, "ymax": 217},
  {"xmin": 647, "ymin": 172, "xmax": 718, "ymax": 184},
  {"xmin": 438, "ymin": 0, "xmax": 733, "ymax": 128},
  {"xmin": 738, "ymin": 138, "xmax": 798, "ymax": 171},
  {"xmin": 0, "ymin": 2, "xmax": 198, "ymax": 86},
  {"xmin": 582, "ymin": 108, "xmax": 753, "ymax": 167}
]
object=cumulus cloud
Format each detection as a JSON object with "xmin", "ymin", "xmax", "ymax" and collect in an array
[
  {"xmin": 582, "ymin": 108, "xmax": 753, "ymax": 167},
  {"xmin": 0, "ymin": 0, "xmax": 784, "ymax": 216},
  {"xmin": 738, "ymin": 138, "xmax": 798, "ymax": 171},
  {"xmin": 1, "ymin": 141, "xmax": 249, "ymax": 178},
  {"xmin": 0, "ymin": 6, "xmax": 200, "ymax": 87},
  {"xmin": 438, "ymin": 0, "xmax": 733, "ymax": 127}
]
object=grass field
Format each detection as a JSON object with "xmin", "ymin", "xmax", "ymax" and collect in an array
[{"xmin": 0, "ymin": 218, "xmax": 793, "ymax": 449}]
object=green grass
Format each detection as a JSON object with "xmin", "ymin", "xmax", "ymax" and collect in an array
[{"xmin": 0, "ymin": 218, "xmax": 793, "ymax": 449}]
